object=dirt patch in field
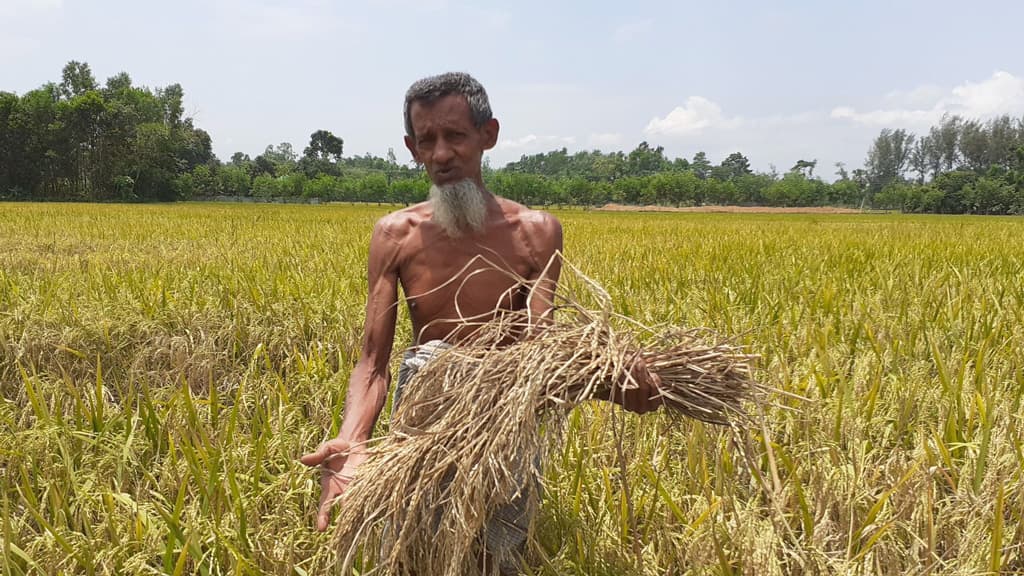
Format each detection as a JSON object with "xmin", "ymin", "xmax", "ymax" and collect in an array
[{"xmin": 598, "ymin": 203, "xmax": 868, "ymax": 214}]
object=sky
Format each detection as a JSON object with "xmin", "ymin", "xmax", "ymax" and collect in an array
[{"xmin": 3, "ymin": 0, "xmax": 1024, "ymax": 179}]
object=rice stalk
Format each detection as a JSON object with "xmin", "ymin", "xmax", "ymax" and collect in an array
[{"xmin": 332, "ymin": 263, "xmax": 767, "ymax": 575}]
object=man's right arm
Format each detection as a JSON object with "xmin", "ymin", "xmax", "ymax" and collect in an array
[
  {"xmin": 301, "ymin": 218, "xmax": 402, "ymax": 531},
  {"xmin": 337, "ymin": 220, "xmax": 402, "ymax": 446}
]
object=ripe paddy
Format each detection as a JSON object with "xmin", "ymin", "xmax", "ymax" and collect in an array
[{"xmin": 1, "ymin": 202, "xmax": 1022, "ymax": 574}]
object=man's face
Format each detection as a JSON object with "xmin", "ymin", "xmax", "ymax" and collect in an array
[{"xmin": 404, "ymin": 94, "xmax": 498, "ymax": 186}]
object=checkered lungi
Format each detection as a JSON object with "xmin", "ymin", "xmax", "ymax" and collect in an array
[{"xmin": 393, "ymin": 340, "xmax": 534, "ymax": 575}]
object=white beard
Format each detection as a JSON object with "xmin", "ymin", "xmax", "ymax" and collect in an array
[{"xmin": 430, "ymin": 179, "xmax": 487, "ymax": 238}]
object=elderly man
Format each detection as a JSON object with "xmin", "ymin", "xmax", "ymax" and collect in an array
[{"xmin": 301, "ymin": 72, "xmax": 660, "ymax": 571}]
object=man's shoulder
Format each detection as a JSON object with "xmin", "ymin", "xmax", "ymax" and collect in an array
[
  {"xmin": 495, "ymin": 197, "xmax": 563, "ymax": 252},
  {"xmin": 373, "ymin": 202, "xmax": 432, "ymax": 241},
  {"xmin": 496, "ymin": 197, "xmax": 561, "ymax": 232}
]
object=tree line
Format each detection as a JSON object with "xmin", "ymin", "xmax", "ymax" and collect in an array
[
  {"xmin": 3, "ymin": 62, "xmax": 1024, "ymax": 214},
  {"xmin": 863, "ymin": 116, "xmax": 1024, "ymax": 214},
  {"xmin": 0, "ymin": 62, "xmax": 214, "ymax": 201}
]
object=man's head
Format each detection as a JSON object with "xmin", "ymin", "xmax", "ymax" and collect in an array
[
  {"xmin": 403, "ymin": 72, "xmax": 493, "ymax": 141},
  {"xmin": 404, "ymin": 73, "xmax": 499, "ymax": 238},
  {"xmin": 403, "ymin": 72, "xmax": 499, "ymax": 189}
]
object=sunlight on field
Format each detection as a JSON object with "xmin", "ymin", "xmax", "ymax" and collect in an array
[{"xmin": 2, "ymin": 202, "xmax": 1023, "ymax": 574}]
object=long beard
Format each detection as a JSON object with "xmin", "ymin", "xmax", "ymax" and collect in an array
[{"xmin": 430, "ymin": 179, "xmax": 487, "ymax": 238}]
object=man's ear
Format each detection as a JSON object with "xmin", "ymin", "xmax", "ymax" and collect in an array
[
  {"xmin": 404, "ymin": 134, "xmax": 420, "ymax": 163},
  {"xmin": 480, "ymin": 118, "xmax": 499, "ymax": 151}
]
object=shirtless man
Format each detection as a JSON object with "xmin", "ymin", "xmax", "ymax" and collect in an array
[{"xmin": 301, "ymin": 72, "xmax": 660, "ymax": 540}]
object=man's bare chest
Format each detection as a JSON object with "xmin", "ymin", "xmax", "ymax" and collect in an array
[{"xmin": 397, "ymin": 229, "xmax": 538, "ymax": 323}]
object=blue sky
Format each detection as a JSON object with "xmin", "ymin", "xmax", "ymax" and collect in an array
[{"xmin": 3, "ymin": 0, "xmax": 1024, "ymax": 178}]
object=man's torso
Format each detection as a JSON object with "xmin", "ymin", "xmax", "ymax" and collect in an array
[{"xmin": 378, "ymin": 197, "xmax": 556, "ymax": 344}]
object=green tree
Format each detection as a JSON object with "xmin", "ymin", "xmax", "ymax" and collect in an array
[
  {"xmin": 715, "ymin": 152, "xmax": 752, "ymax": 181},
  {"xmin": 733, "ymin": 173, "xmax": 774, "ymax": 205},
  {"xmin": 304, "ymin": 129, "xmax": 344, "ymax": 162},
  {"xmin": 1, "ymin": 61, "xmax": 215, "ymax": 201},
  {"xmin": 390, "ymin": 176, "xmax": 430, "ymax": 205},
  {"xmin": 230, "ymin": 152, "xmax": 251, "ymax": 167},
  {"xmin": 963, "ymin": 176, "xmax": 1015, "ymax": 214},
  {"xmin": 157, "ymin": 83, "xmax": 184, "ymax": 128},
  {"xmin": 910, "ymin": 135, "xmax": 940, "ymax": 183},
  {"xmin": 103, "ymin": 72, "xmax": 132, "ymax": 95},
  {"xmin": 218, "ymin": 165, "xmax": 251, "ymax": 196},
  {"xmin": 59, "ymin": 61, "xmax": 98, "ymax": 100},
  {"xmin": 865, "ymin": 128, "xmax": 915, "ymax": 192},
  {"xmin": 626, "ymin": 142, "xmax": 669, "ymax": 176},
  {"xmin": 763, "ymin": 172, "xmax": 820, "ymax": 206},
  {"xmin": 591, "ymin": 152, "xmax": 626, "ymax": 181},
  {"xmin": 690, "ymin": 151, "xmax": 711, "ymax": 179},
  {"xmin": 932, "ymin": 170, "xmax": 977, "ymax": 213},
  {"xmin": 790, "ymin": 159, "xmax": 817, "ymax": 178},
  {"xmin": 932, "ymin": 114, "xmax": 961, "ymax": 172}
]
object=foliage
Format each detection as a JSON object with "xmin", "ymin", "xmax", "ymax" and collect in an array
[
  {"xmin": 0, "ymin": 66, "xmax": 213, "ymax": 201},
  {"xmin": 3, "ymin": 62, "xmax": 1024, "ymax": 213}
]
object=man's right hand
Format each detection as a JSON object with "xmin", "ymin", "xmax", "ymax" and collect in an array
[{"xmin": 300, "ymin": 438, "xmax": 368, "ymax": 532}]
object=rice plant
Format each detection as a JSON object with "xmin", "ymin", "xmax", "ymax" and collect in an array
[{"xmin": 2, "ymin": 203, "xmax": 1022, "ymax": 574}]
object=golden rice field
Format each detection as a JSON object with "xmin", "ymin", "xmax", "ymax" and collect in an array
[{"xmin": 1, "ymin": 202, "xmax": 1023, "ymax": 575}]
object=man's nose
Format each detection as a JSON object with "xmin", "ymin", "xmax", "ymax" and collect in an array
[{"xmin": 433, "ymin": 138, "xmax": 454, "ymax": 163}]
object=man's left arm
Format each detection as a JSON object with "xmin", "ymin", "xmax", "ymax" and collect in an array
[
  {"xmin": 524, "ymin": 211, "xmax": 563, "ymax": 325},
  {"xmin": 525, "ymin": 212, "xmax": 661, "ymax": 414}
]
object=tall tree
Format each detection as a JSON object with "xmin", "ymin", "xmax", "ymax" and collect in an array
[
  {"xmin": 103, "ymin": 72, "xmax": 132, "ymax": 95},
  {"xmin": 59, "ymin": 61, "xmax": 97, "ymax": 100},
  {"xmin": 716, "ymin": 152, "xmax": 752, "ymax": 180},
  {"xmin": 985, "ymin": 115, "xmax": 1019, "ymax": 169},
  {"xmin": 157, "ymin": 83, "xmax": 184, "ymax": 128},
  {"xmin": 626, "ymin": 142, "xmax": 668, "ymax": 176},
  {"xmin": 865, "ymin": 128, "xmax": 915, "ymax": 192},
  {"xmin": 933, "ymin": 114, "xmax": 961, "ymax": 172},
  {"xmin": 790, "ymin": 159, "xmax": 817, "ymax": 178},
  {"xmin": 910, "ymin": 135, "xmax": 939, "ymax": 183},
  {"xmin": 958, "ymin": 119, "xmax": 988, "ymax": 171},
  {"xmin": 304, "ymin": 129, "xmax": 344, "ymax": 162},
  {"xmin": 690, "ymin": 151, "xmax": 711, "ymax": 179}
]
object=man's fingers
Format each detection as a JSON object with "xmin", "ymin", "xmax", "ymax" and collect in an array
[
  {"xmin": 316, "ymin": 499, "xmax": 332, "ymax": 532},
  {"xmin": 299, "ymin": 445, "xmax": 329, "ymax": 467},
  {"xmin": 314, "ymin": 476, "xmax": 352, "ymax": 532},
  {"xmin": 300, "ymin": 439, "xmax": 349, "ymax": 467}
]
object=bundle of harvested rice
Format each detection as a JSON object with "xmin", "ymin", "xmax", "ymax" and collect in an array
[{"xmin": 331, "ymin": 267, "xmax": 765, "ymax": 576}]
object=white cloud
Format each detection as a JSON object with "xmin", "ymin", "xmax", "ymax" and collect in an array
[
  {"xmin": 498, "ymin": 134, "xmax": 576, "ymax": 151},
  {"xmin": 613, "ymin": 18, "xmax": 654, "ymax": 44},
  {"xmin": 644, "ymin": 96, "xmax": 742, "ymax": 136},
  {"xmin": 951, "ymin": 70, "xmax": 1024, "ymax": 117},
  {"xmin": 831, "ymin": 71, "xmax": 1024, "ymax": 127},
  {"xmin": 501, "ymin": 134, "xmax": 538, "ymax": 148},
  {"xmin": 882, "ymin": 84, "xmax": 945, "ymax": 108},
  {"xmin": 829, "ymin": 106, "xmax": 935, "ymax": 126}
]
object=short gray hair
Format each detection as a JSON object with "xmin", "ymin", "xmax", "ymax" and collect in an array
[{"xmin": 404, "ymin": 72, "xmax": 492, "ymax": 138}]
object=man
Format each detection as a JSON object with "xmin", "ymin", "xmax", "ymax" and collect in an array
[{"xmin": 301, "ymin": 72, "xmax": 660, "ymax": 568}]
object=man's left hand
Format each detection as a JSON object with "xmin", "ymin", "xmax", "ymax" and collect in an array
[{"xmin": 606, "ymin": 355, "xmax": 663, "ymax": 414}]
